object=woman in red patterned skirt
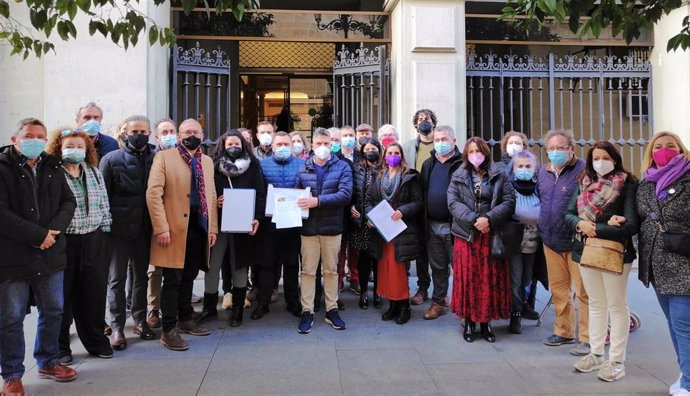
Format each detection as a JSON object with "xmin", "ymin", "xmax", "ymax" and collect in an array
[
  {"xmin": 447, "ymin": 137, "xmax": 515, "ymax": 343},
  {"xmin": 365, "ymin": 143, "xmax": 423, "ymax": 324}
]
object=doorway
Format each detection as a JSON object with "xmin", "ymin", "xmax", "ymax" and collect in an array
[{"xmin": 240, "ymin": 74, "xmax": 333, "ymax": 142}]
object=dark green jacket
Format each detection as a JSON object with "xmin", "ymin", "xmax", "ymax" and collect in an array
[{"xmin": 564, "ymin": 179, "xmax": 639, "ymax": 264}]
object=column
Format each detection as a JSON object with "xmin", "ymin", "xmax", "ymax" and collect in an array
[{"xmin": 384, "ymin": 0, "xmax": 467, "ymax": 146}]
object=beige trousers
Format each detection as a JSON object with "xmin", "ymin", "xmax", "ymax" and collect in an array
[
  {"xmin": 300, "ymin": 235, "xmax": 341, "ymax": 313},
  {"xmin": 147, "ymin": 265, "xmax": 163, "ymax": 311}
]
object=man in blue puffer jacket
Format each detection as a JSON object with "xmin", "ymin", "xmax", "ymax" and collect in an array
[
  {"xmin": 537, "ymin": 130, "xmax": 590, "ymax": 356},
  {"xmin": 256, "ymin": 132, "xmax": 305, "ymax": 320},
  {"xmin": 295, "ymin": 128, "xmax": 353, "ymax": 334}
]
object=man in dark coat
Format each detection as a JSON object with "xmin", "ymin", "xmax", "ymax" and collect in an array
[
  {"xmin": 100, "ymin": 115, "xmax": 157, "ymax": 350},
  {"xmin": 418, "ymin": 125, "xmax": 462, "ymax": 320},
  {"xmin": 75, "ymin": 102, "xmax": 118, "ymax": 161},
  {"xmin": 295, "ymin": 128, "xmax": 353, "ymax": 334},
  {"xmin": 0, "ymin": 118, "xmax": 78, "ymax": 395}
]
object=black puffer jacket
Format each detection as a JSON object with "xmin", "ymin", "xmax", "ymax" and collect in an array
[
  {"xmin": 352, "ymin": 162, "xmax": 380, "ymax": 228},
  {"xmin": 214, "ymin": 156, "xmax": 267, "ymax": 269},
  {"xmin": 447, "ymin": 164, "xmax": 516, "ymax": 241},
  {"xmin": 0, "ymin": 146, "xmax": 76, "ymax": 282},
  {"xmin": 364, "ymin": 170, "xmax": 423, "ymax": 262},
  {"xmin": 99, "ymin": 144, "xmax": 157, "ymax": 239},
  {"xmin": 637, "ymin": 171, "xmax": 690, "ymax": 295}
]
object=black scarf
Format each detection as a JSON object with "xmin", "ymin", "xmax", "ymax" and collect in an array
[
  {"xmin": 218, "ymin": 153, "xmax": 251, "ymax": 178},
  {"xmin": 512, "ymin": 178, "xmax": 537, "ymax": 196}
]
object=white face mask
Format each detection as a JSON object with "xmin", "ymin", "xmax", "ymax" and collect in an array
[
  {"xmin": 258, "ymin": 133, "xmax": 273, "ymax": 146},
  {"xmin": 593, "ymin": 159, "xmax": 615, "ymax": 177},
  {"xmin": 507, "ymin": 143, "xmax": 523, "ymax": 157},
  {"xmin": 314, "ymin": 145, "xmax": 331, "ymax": 161}
]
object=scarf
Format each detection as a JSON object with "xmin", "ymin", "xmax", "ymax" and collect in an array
[
  {"xmin": 218, "ymin": 154, "xmax": 251, "ymax": 178},
  {"xmin": 380, "ymin": 169, "xmax": 402, "ymax": 202},
  {"xmin": 177, "ymin": 145, "xmax": 209, "ymax": 233},
  {"xmin": 576, "ymin": 171, "xmax": 627, "ymax": 222},
  {"xmin": 511, "ymin": 178, "xmax": 537, "ymax": 196},
  {"xmin": 643, "ymin": 155, "xmax": 690, "ymax": 200}
]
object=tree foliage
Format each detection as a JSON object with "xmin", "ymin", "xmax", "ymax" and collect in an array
[
  {"xmin": 500, "ymin": 0, "xmax": 690, "ymax": 51},
  {"xmin": 0, "ymin": 0, "xmax": 260, "ymax": 59}
]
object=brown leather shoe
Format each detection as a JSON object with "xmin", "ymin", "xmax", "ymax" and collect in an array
[
  {"xmin": 177, "ymin": 320, "xmax": 211, "ymax": 336},
  {"xmin": 110, "ymin": 330, "xmax": 127, "ymax": 350},
  {"xmin": 161, "ymin": 329, "xmax": 189, "ymax": 351},
  {"xmin": 147, "ymin": 309, "xmax": 161, "ymax": 329},
  {"xmin": 410, "ymin": 289, "xmax": 428, "ymax": 305},
  {"xmin": 423, "ymin": 302, "xmax": 447, "ymax": 320},
  {"xmin": 2, "ymin": 378, "xmax": 24, "ymax": 396},
  {"xmin": 38, "ymin": 364, "xmax": 78, "ymax": 382},
  {"xmin": 133, "ymin": 322, "xmax": 156, "ymax": 340}
]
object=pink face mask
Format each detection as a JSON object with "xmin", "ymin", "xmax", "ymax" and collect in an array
[
  {"xmin": 653, "ymin": 147, "xmax": 679, "ymax": 168},
  {"xmin": 381, "ymin": 136, "xmax": 396, "ymax": 148},
  {"xmin": 468, "ymin": 152, "xmax": 485, "ymax": 168}
]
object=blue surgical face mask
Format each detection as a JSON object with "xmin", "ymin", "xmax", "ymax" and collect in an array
[
  {"xmin": 292, "ymin": 143, "xmax": 304, "ymax": 154},
  {"xmin": 160, "ymin": 134, "xmax": 177, "ymax": 149},
  {"xmin": 514, "ymin": 168, "xmax": 534, "ymax": 181},
  {"xmin": 62, "ymin": 148, "xmax": 86, "ymax": 164},
  {"xmin": 341, "ymin": 136, "xmax": 356, "ymax": 149},
  {"xmin": 547, "ymin": 150, "xmax": 569, "ymax": 166},
  {"xmin": 331, "ymin": 142, "xmax": 341, "ymax": 153},
  {"xmin": 434, "ymin": 141, "xmax": 452, "ymax": 156},
  {"xmin": 81, "ymin": 120, "xmax": 101, "ymax": 137},
  {"xmin": 274, "ymin": 146, "xmax": 292, "ymax": 161},
  {"xmin": 19, "ymin": 139, "xmax": 46, "ymax": 159}
]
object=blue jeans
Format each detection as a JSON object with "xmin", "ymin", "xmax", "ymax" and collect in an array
[
  {"xmin": 656, "ymin": 292, "xmax": 690, "ymax": 391},
  {"xmin": 0, "ymin": 270, "xmax": 64, "ymax": 380}
]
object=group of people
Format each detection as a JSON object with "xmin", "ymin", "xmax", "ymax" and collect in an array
[{"xmin": 1, "ymin": 103, "xmax": 689, "ymax": 396}]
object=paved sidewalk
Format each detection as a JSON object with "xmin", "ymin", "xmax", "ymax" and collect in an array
[{"xmin": 18, "ymin": 269, "xmax": 677, "ymax": 395}]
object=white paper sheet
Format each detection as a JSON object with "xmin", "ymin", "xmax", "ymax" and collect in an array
[
  {"xmin": 221, "ymin": 188, "xmax": 255, "ymax": 233},
  {"xmin": 265, "ymin": 184, "xmax": 311, "ymax": 219},
  {"xmin": 366, "ymin": 200, "xmax": 407, "ymax": 243},
  {"xmin": 272, "ymin": 194, "xmax": 303, "ymax": 229}
]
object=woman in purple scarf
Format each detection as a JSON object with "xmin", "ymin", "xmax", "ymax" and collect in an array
[{"xmin": 637, "ymin": 131, "xmax": 690, "ymax": 395}]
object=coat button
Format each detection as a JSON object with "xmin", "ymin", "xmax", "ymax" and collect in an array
[
  {"xmin": 184, "ymin": 213, "xmax": 188, "ymax": 217},
  {"xmin": 187, "ymin": 194, "xmax": 190, "ymax": 198},
  {"xmin": 30, "ymin": 208, "xmax": 34, "ymax": 211}
]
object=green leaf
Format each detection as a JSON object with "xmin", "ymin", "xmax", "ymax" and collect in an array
[
  {"xmin": 66, "ymin": 21, "xmax": 77, "ymax": 38},
  {"xmin": 67, "ymin": 2, "xmax": 78, "ymax": 20},
  {"xmin": 89, "ymin": 20, "xmax": 98, "ymax": 36},
  {"xmin": 57, "ymin": 21, "xmax": 69, "ymax": 40},
  {"xmin": 76, "ymin": 0, "xmax": 91, "ymax": 13},
  {"xmin": 97, "ymin": 21, "xmax": 108, "ymax": 37},
  {"xmin": 0, "ymin": 1, "xmax": 9, "ymax": 19},
  {"xmin": 149, "ymin": 25, "xmax": 158, "ymax": 45}
]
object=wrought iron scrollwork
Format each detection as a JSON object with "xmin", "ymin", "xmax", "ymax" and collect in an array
[{"xmin": 175, "ymin": 42, "xmax": 229, "ymax": 68}]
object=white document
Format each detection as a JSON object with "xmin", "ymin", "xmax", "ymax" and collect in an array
[
  {"xmin": 221, "ymin": 188, "xmax": 255, "ymax": 233},
  {"xmin": 272, "ymin": 194, "xmax": 303, "ymax": 229},
  {"xmin": 366, "ymin": 200, "xmax": 407, "ymax": 243},
  {"xmin": 265, "ymin": 184, "xmax": 311, "ymax": 219}
]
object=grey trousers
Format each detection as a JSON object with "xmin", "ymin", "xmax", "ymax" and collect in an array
[
  {"xmin": 206, "ymin": 232, "xmax": 248, "ymax": 293},
  {"xmin": 427, "ymin": 222, "xmax": 454, "ymax": 303},
  {"xmin": 107, "ymin": 235, "xmax": 149, "ymax": 332}
]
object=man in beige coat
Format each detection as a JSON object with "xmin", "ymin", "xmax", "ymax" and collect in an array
[{"xmin": 146, "ymin": 119, "xmax": 218, "ymax": 351}]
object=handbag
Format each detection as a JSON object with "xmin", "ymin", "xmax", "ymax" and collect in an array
[
  {"xmin": 661, "ymin": 226, "xmax": 690, "ymax": 257},
  {"xmin": 490, "ymin": 221, "xmax": 524, "ymax": 260},
  {"xmin": 580, "ymin": 237, "xmax": 624, "ymax": 274},
  {"xmin": 490, "ymin": 231, "xmax": 506, "ymax": 259}
]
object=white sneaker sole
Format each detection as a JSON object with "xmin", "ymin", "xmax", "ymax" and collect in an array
[{"xmin": 598, "ymin": 370, "xmax": 625, "ymax": 382}]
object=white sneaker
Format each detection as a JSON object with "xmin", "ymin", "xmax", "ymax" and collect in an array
[
  {"xmin": 574, "ymin": 353, "xmax": 606, "ymax": 373},
  {"xmin": 670, "ymin": 374, "xmax": 682, "ymax": 395},
  {"xmin": 672, "ymin": 389, "xmax": 690, "ymax": 396},
  {"xmin": 597, "ymin": 361, "xmax": 625, "ymax": 382},
  {"xmin": 221, "ymin": 292, "xmax": 232, "ymax": 310}
]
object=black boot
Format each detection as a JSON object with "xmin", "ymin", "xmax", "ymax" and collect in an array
[
  {"xmin": 373, "ymin": 294, "xmax": 383, "ymax": 309},
  {"xmin": 382, "ymin": 301, "xmax": 400, "ymax": 321},
  {"xmin": 396, "ymin": 300, "xmax": 411, "ymax": 325},
  {"xmin": 229, "ymin": 288, "xmax": 246, "ymax": 327},
  {"xmin": 480, "ymin": 322, "xmax": 496, "ymax": 343},
  {"xmin": 199, "ymin": 292, "xmax": 218, "ymax": 323},
  {"xmin": 463, "ymin": 319, "xmax": 476, "ymax": 342},
  {"xmin": 359, "ymin": 293, "xmax": 369, "ymax": 310},
  {"xmin": 508, "ymin": 312, "xmax": 522, "ymax": 334},
  {"xmin": 251, "ymin": 304, "xmax": 269, "ymax": 320}
]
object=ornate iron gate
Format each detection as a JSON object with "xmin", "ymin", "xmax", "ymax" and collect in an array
[
  {"xmin": 333, "ymin": 44, "xmax": 390, "ymax": 130},
  {"xmin": 172, "ymin": 42, "xmax": 232, "ymax": 143},
  {"xmin": 466, "ymin": 53, "xmax": 652, "ymax": 172}
]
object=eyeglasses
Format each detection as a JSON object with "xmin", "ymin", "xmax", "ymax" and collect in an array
[{"xmin": 546, "ymin": 146, "xmax": 570, "ymax": 152}]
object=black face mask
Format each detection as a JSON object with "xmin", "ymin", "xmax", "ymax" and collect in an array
[
  {"xmin": 127, "ymin": 134, "xmax": 149, "ymax": 150},
  {"xmin": 358, "ymin": 136, "xmax": 370, "ymax": 146},
  {"xmin": 181, "ymin": 136, "xmax": 202, "ymax": 151},
  {"xmin": 364, "ymin": 151, "xmax": 380, "ymax": 163},
  {"xmin": 417, "ymin": 120, "xmax": 433, "ymax": 135},
  {"xmin": 225, "ymin": 147, "xmax": 243, "ymax": 160}
]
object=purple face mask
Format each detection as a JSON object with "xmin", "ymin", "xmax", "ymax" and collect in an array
[
  {"xmin": 468, "ymin": 152, "xmax": 485, "ymax": 168},
  {"xmin": 385, "ymin": 154, "xmax": 402, "ymax": 168}
]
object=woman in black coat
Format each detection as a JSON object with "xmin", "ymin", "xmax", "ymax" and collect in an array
[
  {"xmin": 202, "ymin": 130, "xmax": 266, "ymax": 327},
  {"xmin": 364, "ymin": 142, "xmax": 423, "ymax": 324},
  {"xmin": 350, "ymin": 137, "xmax": 382, "ymax": 309}
]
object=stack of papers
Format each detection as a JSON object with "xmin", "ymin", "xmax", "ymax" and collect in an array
[
  {"xmin": 265, "ymin": 184, "xmax": 311, "ymax": 229},
  {"xmin": 366, "ymin": 200, "xmax": 407, "ymax": 242}
]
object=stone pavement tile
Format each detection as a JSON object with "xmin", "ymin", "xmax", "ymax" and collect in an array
[
  {"xmin": 426, "ymin": 361, "xmax": 531, "ymax": 395},
  {"xmin": 337, "ymin": 348, "xmax": 441, "ymax": 396},
  {"xmin": 333, "ymin": 323, "xmax": 413, "ymax": 350},
  {"xmin": 21, "ymin": 357, "xmax": 209, "ymax": 395},
  {"xmin": 406, "ymin": 324, "xmax": 502, "ymax": 365},
  {"xmin": 199, "ymin": 342, "xmax": 341, "ymax": 395},
  {"xmin": 508, "ymin": 356, "xmax": 669, "ymax": 394}
]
